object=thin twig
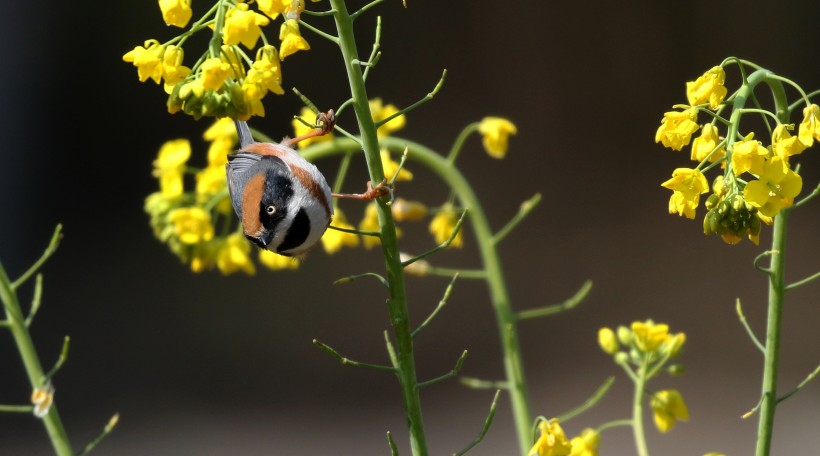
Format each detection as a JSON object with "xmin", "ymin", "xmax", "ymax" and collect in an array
[{"xmin": 313, "ymin": 339, "xmax": 396, "ymax": 372}]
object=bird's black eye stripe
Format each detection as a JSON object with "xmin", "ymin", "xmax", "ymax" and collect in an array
[
  {"xmin": 245, "ymin": 234, "xmax": 266, "ymax": 248},
  {"xmin": 278, "ymin": 208, "xmax": 311, "ymax": 254}
]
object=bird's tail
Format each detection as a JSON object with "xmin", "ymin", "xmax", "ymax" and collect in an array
[{"xmin": 235, "ymin": 120, "xmax": 255, "ymax": 148}]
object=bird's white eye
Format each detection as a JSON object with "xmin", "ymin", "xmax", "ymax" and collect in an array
[{"xmin": 266, "ymin": 205, "xmax": 276, "ymax": 215}]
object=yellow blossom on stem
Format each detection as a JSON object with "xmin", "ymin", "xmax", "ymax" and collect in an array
[
  {"xmin": 279, "ymin": 19, "xmax": 310, "ymax": 59},
  {"xmin": 429, "ymin": 202, "xmax": 463, "ymax": 248},
  {"xmin": 359, "ymin": 202, "xmax": 381, "ymax": 249},
  {"xmin": 631, "ymin": 320, "xmax": 670, "ymax": 353},
  {"xmin": 597, "ymin": 327, "xmax": 619, "ymax": 355},
  {"xmin": 686, "ymin": 66, "xmax": 727, "ymax": 109},
  {"xmin": 169, "ymin": 207, "xmax": 215, "ymax": 245},
  {"xmin": 246, "ymin": 45, "xmax": 284, "ymax": 95},
  {"xmin": 528, "ymin": 419, "xmax": 572, "ymax": 456},
  {"xmin": 655, "ymin": 107, "xmax": 699, "ymax": 151},
  {"xmin": 772, "ymin": 124, "xmax": 807, "ymax": 162},
  {"xmin": 200, "ymin": 57, "xmax": 231, "ymax": 91},
  {"xmin": 381, "ymin": 150, "xmax": 413, "ymax": 182},
  {"xmin": 196, "ymin": 165, "xmax": 231, "ymax": 214},
  {"xmin": 321, "ymin": 209, "xmax": 359, "ymax": 254},
  {"xmin": 257, "ymin": 0, "xmax": 289, "ymax": 19},
  {"xmin": 798, "ymin": 103, "xmax": 820, "ymax": 148},
  {"xmin": 690, "ymin": 123, "xmax": 725, "ymax": 163},
  {"xmin": 661, "ymin": 168, "xmax": 709, "ymax": 219},
  {"xmin": 153, "ymin": 139, "xmax": 191, "ymax": 198},
  {"xmin": 161, "ymin": 45, "xmax": 191, "ymax": 93},
  {"xmin": 744, "ymin": 156, "xmax": 802, "ymax": 218},
  {"xmin": 223, "ymin": 3, "xmax": 270, "ymax": 49},
  {"xmin": 651, "ymin": 389, "xmax": 689, "ymax": 433},
  {"xmin": 391, "ymin": 198, "xmax": 428, "ymax": 222},
  {"xmin": 259, "ymin": 249, "xmax": 299, "ymax": 270},
  {"xmin": 292, "ymin": 107, "xmax": 334, "ymax": 148},
  {"xmin": 478, "ymin": 117, "xmax": 517, "ymax": 158},
  {"xmin": 660, "ymin": 332, "xmax": 686, "ymax": 357},
  {"xmin": 569, "ymin": 428, "xmax": 600, "ymax": 456},
  {"xmin": 216, "ymin": 233, "xmax": 256, "ymax": 275},
  {"xmin": 158, "ymin": 0, "xmax": 192, "ymax": 28},
  {"xmin": 123, "ymin": 39, "xmax": 166, "ymax": 84},
  {"xmin": 370, "ymin": 98, "xmax": 406, "ymax": 137},
  {"xmin": 731, "ymin": 133, "xmax": 767, "ymax": 176}
]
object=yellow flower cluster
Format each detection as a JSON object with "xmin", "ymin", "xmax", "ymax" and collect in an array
[
  {"xmin": 656, "ymin": 64, "xmax": 818, "ymax": 245},
  {"xmin": 528, "ymin": 419, "xmax": 601, "ymax": 456},
  {"xmin": 124, "ymin": 0, "xmax": 315, "ymax": 120}
]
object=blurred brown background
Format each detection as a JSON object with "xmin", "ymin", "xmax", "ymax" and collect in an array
[{"xmin": 1, "ymin": 0, "xmax": 819, "ymax": 454}]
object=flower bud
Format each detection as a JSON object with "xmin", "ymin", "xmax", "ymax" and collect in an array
[
  {"xmin": 598, "ymin": 327, "xmax": 619, "ymax": 355},
  {"xmin": 617, "ymin": 325, "xmax": 633, "ymax": 346},
  {"xmin": 667, "ymin": 363, "xmax": 686, "ymax": 376}
]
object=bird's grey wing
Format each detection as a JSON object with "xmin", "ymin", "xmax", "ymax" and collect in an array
[
  {"xmin": 225, "ymin": 153, "xmax": 263, "ymax": 218},
  {"xmin": 235, "ymin": 120, "xmax": 255, "ymax": 149}
]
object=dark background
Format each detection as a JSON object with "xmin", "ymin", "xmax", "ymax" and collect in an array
[{"xmin": 1, "ymin": 1, "xmax": 819, "ymax": 455}]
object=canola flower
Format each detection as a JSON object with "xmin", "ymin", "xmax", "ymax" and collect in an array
[{"xmin": 529, "ymin": 419, "xmax": 572, "ymax": 456}]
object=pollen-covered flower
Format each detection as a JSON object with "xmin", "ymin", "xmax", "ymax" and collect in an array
[
  {"xmin": 292, "ymin": 107, "xmax": 334, "ymax": 148},
  {"xmin": 528, "ymin": 418, "xmax": 572, "ymax": 456},
  {"xmin": 569, "ymin": 428, "xmax": 600, "ymax": 456},
  {"xmin": 478, "ymin": 117, "xmax": 517, "ymax": 158},
  {"xmin": 200, "ymin": 57, "xmax": 231, "ymax": 91},
  {"xmin": 651, "ymin": 389, "xmax": 689, "ymax": 433},
  {"xmin": 655, "ymin": 107, "xmax": 700, "ymax": 151},
  {"xmin": 159, "ymin": 0, "xmax": 192, "ymax": 28},
  {"xmin": 370, "ymin": 98, "xmax": 406, "ymax": 137},
  {"xmin": 169, "ymin": 207, "xmax": 215, "ymax": 244},
  {"xmin": 223, "ymin": 3, "xmax": 270, "ymax": 49},
  {"xmin": 380, "ymin": 149, "xmax": 413, "ymax": 182},
  {"xmin": 321, "ymin": 209, "xmax": 359, "ymax": 254},
  {"xmin": 686, "ymin": 66, "xmax": 727, "ymax": 109},
  {"xmin": 429, "ymin": 202, "xmax": 463, "ymax": 248},
  {"xmin": 259, "ymin": 249, "xmax": 299, "ymax": 270},
  {"xmin": 798, "ymin": 103, "xmax": 820, "ymax": 148},
  {"xmin": 661, "ymin": 168, "xmax": 709, "ymax": 219},
  {"xmin": 690, "ymin": 123, "xmax": 725, "ymax": 163},
  {"xmin": 153, "ymin": 139, "xmax": 191, "ymax": 198},
  {"xmin": 631, "ymin": 320, "xmax": 670, "ymax": 353},
  {"xmin": 31, "ymin": 383, "xmax": 55, "ymax": 419},
  {"xmin": 731, "ymin": 133, "xmax": 768, "ymax": 176},
  {"xmin": 123, "ymin": 39, "xmax": 166, "ymax": 84},
  {"xmin": 216, "ymin": 233, "xmax": 256, "ymax": 275},
  {"xmin": 744, "ymin": 156, "xmax": 802, "ymax": 218},
  {"xmin": 279, "ymin": 19, "xmax": 310, "ymax": 59},
  {"xmin": 597, "ymin": 327, "xmax": 619, "ymax": 355},
  {"xmin": 772, "ymin": 124, "xmax": 807, "ymax": 162}
]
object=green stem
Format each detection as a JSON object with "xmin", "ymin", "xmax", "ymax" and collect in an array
[
  {"xmin": 301, "ymin": 136, "xmax": 534, "ymax": 455},
  {"xmin": 755, "ymin": 210, "xmax": 787, "ymax": 456},
  {"xmin": 0, "ymin": 262, "xmax": 74, "ymax": 456},
  {"xmin": 328, "ymin": 2, "xmax": 428, "ymax": 455},
  {"xmin": 632, "ymin": 357, "xmax": 650, "ymax": 456}
]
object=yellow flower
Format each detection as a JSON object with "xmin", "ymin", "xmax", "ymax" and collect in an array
[
  {"xmin": 279, "ymin": 19, "xmax": 310, "ymax": 59},
  {"xmin": 660, "ymin": 332, "xmax": 686, "ymax": 358},
  {"xmin": 744, "ymin": 156, "xmax": 802, "ymax": 218},
  {"xmin": 259, "ymin": 249, "xmax": 299, "ymax": 270},
  {"xmin": 370, "ymin": 98, "xmax": 406, "ymax": 137},
  {"xmin": 686, "ymin": 66, "xmax": 727, "ymax": 109},
  {"xmin": 631, "ymin": 320, "xmax": 670, "ymax": 353},
  {"xmin": 257, "ymin": 0, "xmax": 289, "ymax": 19},
  {"xmin": 651, "ymin": 389, "xmax": 689, "ymax": 433},
  {"xmin": 428, "ymin": 203, "xmax": 463, "ymax": 248},
  {"xmin": 655, "ymin": 107, "xmax": 699, "ymax": 151},
  {"xmin": 528, "ymin": 419, "xmax": 572, "ymax": 456},
  {"xmin": 31, "ymin": 383, "xmax": 55, "ymax": 419},
  {"xmin": 381, "ymin": 150, "xmax": 413, "ymax": 181},
  {"xmin": 123, "ymin": 39, "xmax": 165, "ymax": 84},
  {"xmin": 216, "ymin": 233, "xmax": 256, "ymax": 275},
  {"xmin": 772, "ymin": 124, "xmax": 807, "ymax": 162},
  {"xmin": 158, "ymin": 0, "xmax": 192, "ymax": 28},
  {"xmin": 730, "ymin": 133, "xmax": 768, "ymax": 176},
  {"xmin": 195, "ymin": 165, "xmax": 231, "ymax": 214},
  {"xmin": 153, "ymin": 139, "xmax": 191, "ymax": 198},
  {"xmin": 391, "ymin": 198, "xmax": 428, "ymax": 222},
  {"xmin": 200, "ymin": 58, "xmax": 231, "ymax": 91},
  {"xmin": 661, "ymin": 168, "xmax": 709, "ymax": 219},
  {"xmin": 292, "ymin": 107, "xmax": 334, "ymax": 148},
  {"xmin": 597, "ymin": 327, "xmax": 619, "ymax": 355},
  {"xmin": 161, "ymin": 45, "xmax": 191, "ymax": 93},
  {"xmin": 798, "ymin": 103, "xmax": 820, "ymax": 147},
  {"xmin": 223, "ymin": 3, "xmax": 270, "ymax": 49},
  {"xmin": 359, "ymin": 202, "xmax": 381, "ymax": 249},
  {"xmin": 569, "ymin": 428, "xmax": 600, "ymax": 456},
  {"xmin": 690, "ymin": 123, "xmax": 725, "ymax": 163},
  {"xmin": 168, "ymin": 207, "xmax": 215, "ymax": 244},
  {"xmin": 321, "ymin": 209, "xmax": 359, "ymax": 254},
  {"xmin": 478, "ymin": 117, "xmax": 517, "ymax": 158}
]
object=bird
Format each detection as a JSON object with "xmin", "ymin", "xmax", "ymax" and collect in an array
[{"xmin": 225, "ymin": 112, "xmax": 336, "ymax": 257}]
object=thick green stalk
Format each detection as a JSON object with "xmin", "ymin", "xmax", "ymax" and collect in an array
[
  {"xmin": 0, "ymin": 262, "xmax": 74, "ymax": 456},
  {"xmin": 302, "ymin": 137, "xmax": 534, "ymax": 455},
  {"xmin": 327, "ymin": 2, "xmax": 428, "ymax": 454},
  {"xmin": 632, "ymin": 358, "xmax": 649, "ymax": 456}
]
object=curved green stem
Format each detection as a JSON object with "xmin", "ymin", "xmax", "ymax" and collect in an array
[{"xmin": 302, "ymin": 136, "xmax": 534, "ymax": 455}]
